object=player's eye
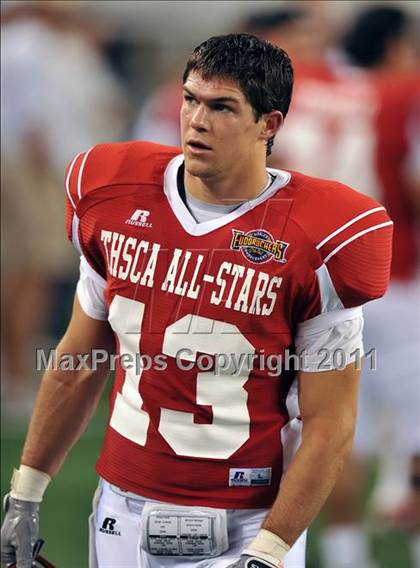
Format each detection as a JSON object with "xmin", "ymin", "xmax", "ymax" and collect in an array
[
  {"xmin": 183, "ymin": 94, "xmax": 196, "ymax": 104},
  {"xmin": 212, "ymin": 103, "xmax": 230, "ymax": 112}
]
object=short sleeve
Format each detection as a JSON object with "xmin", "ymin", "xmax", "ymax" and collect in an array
[
  {"xmin": 295, "ymin": 205, "xmax": 393, "ymax": 329},
  {"xmin": 292, "ymin": 206, "xmax": 392, "ymax": 370},
  {"xmin": 308, "ymin": 205, "xmax": 394, "ymax": 315},
  {"xmin": 321, "ymin": 220, "xmax": 394, "ymax": 308},
  {"xmin": 76, "ymin": 256, "xmax": 108, "ymax": 320},
  {"xmin": 295, "ymin": 307, "xmax": 364, "ymax": 372}
]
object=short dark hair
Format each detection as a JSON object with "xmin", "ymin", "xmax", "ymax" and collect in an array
[
  {"xmin": 183, "ymin": 34, "xmax": 294, "ymax": 155},
  {"xmin": 343, "ymin": 6, "xmax": 408, "ymax": 68}
]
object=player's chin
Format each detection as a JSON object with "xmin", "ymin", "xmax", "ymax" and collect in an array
[{"xmin": 184, "ymin": 156, "xmax": 214, "ymax": 178}]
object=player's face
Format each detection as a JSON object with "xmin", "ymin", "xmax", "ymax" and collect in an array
[{"xmin": 181, "ymin": 72, "xmax": 266, "ymax": 179}]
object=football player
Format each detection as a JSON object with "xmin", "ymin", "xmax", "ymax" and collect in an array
[{"xmin": 1, "ymin": 34, "xmax": 393, "ymax": 568}]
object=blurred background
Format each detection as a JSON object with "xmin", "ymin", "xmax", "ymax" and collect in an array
[{"xmin": 1, "ymin": 0, "xmax": 419, "ymax": 566}]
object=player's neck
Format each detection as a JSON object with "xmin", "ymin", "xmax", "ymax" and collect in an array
[{"xmin": 184, "ymin": 163, "xmax": 269, "ymax": 206}]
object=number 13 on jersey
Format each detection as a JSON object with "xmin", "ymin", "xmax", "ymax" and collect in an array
[{"xmin": 108, "ymin": 295, "xmax": 255, "ymax": 459}]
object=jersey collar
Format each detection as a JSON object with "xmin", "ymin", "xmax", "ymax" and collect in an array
[{"xmin": 163, "ymin": 154, "xmax": 291, "ymax": 236}]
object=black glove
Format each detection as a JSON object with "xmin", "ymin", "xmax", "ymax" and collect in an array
[
  {"xmin": 226, "ymin": 554, "xmax": 280, "ymax": 568},
  {"xmin": 1, "ymin": 494, "xmax": 39, "ymax": 568}
]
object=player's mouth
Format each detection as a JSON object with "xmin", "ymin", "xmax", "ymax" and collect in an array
[{"xmin": 186, "ymin": 139, "xmax": 212, "ymax": 155}]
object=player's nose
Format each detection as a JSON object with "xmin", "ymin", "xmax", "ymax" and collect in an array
[{"xmin": 190, "ymin": 104, "xmax": 209, "ymax": 131}]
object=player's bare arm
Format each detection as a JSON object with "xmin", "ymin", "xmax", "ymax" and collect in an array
[
  {"xmin": 1, "ymin": 294, "xmax": 114, "ymax": 567},
  {"xmin": 262, "ymin": 364, "xmax": 360, "ymax": 544},
  {"xmin": 227, "ymin": 364, "xmax": 360, "ymax": 567},
  {"xmin": 21, "ymin": 294, "xmax": 114, "ymax": 476}
]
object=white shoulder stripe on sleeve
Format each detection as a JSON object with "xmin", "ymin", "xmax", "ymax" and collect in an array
[
  {"xmin": 324, "ymin": 221, "xmax": 393, "ymax": 263},
  {"xmin": 77, "ymin": 146, "xmax": 95, "ymax": 199},
  {"xmin": 65, "ymin": 152, "xmax": 83, "ymax": 210},
  {"xmin": 316, "ymin": 206, "xmax": 385, "ymax": 250}
]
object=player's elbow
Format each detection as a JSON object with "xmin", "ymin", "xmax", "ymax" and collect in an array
[
  {"xmin": 334, "ymin": 415, "xmax": 357, "ymax": 472},
  {"xmin": 324, "ymin": 417, "xmax": 356, "ymax": 476},
  {"xmin": 338, "ymin": 419, "xmax": 356, "ymax": 462},
  {"xmin": 303, "ymin": 412, "xmax": 357, "ymax": 459},
  {"xmin": 335, "ymin": 410, "xmax": 357, "ymax": 449},
  {"xmin": 41, "ymin": 336, "xmax": 110, "ymax": 389}
]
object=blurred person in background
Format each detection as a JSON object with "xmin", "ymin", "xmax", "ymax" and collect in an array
[
  {"xmin": 131, "ymin": 6, "xmax": 314, "ymax": 146},
  {"xmin": 244, "ymin": 3, "xmax": 335, "ymax": 70},
  {"xmin": 271, "ymin": 5, "xmax": 419, "ymax": 567},
  {"xmin": 1, "ymin": 1, "xmax": 128, "ymax": 415},
  {"xmin": 131, "ymin": 65, "xmax": 183, "ymax": 145}
]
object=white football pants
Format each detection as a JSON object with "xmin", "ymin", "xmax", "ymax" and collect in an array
[{"xmin": 89, "ymin": 479, "xmax": 307, "ymax": 568}]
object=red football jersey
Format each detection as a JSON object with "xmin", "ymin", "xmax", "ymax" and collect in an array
[
  {"xmin": 65, "ymin": 141, "xmax": 392, "ymax": 508},
  {"xmin": 272, "ymin": 65, "xmax": 419, "ymax": 281}
]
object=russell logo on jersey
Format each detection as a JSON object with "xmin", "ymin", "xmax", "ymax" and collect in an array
[
  {"xmin": 231, "ymin": 229, "xmax": 289, "ymax": 264},
  {"xmin": 125, "ymin": 209, "xmax": 152, "ymax": 228},
  {"xmin": 229, "ymin": 468, "xmax": 272, "ymax": 487}
]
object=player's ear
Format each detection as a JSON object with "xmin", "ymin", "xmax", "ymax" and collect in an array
[{"xmin": 260, "ymin": 110, "xmax": 283, "ymax": 142}]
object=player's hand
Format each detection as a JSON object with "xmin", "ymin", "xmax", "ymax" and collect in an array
[
  {"xmin": 1, "ymin": 494, "xmax": 39, "ymax": 568},
  {"xmin": 226, "ymin": 555, "xmax": 284, "ymax": 568}
]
